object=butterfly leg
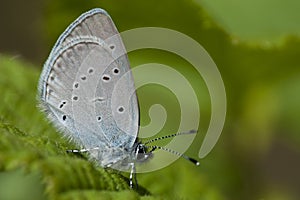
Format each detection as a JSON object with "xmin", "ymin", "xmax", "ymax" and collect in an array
[
  {"xmin": 129, "ymin": 162, "xmax": 138, "ymax": 189},
  {"xmin": 66, "ymin": 147, "xmax": 100, "ymax": 153}
]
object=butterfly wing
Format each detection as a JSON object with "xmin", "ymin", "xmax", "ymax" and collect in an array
[{"xmin": 38, "ymin": 8, "xmax": 139, "ymax": 150}]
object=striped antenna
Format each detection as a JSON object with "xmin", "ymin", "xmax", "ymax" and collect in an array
[
  {"xmin": 148, "ymin": 145, "xmax": 200, "ymax": 166},
  {"xmin": 144, "ymin": 130, "xmax": 197, "ymax": 145}
]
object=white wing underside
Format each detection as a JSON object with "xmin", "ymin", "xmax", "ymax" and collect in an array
[{"xmin": 38, "ymin": 9, "xmax": 139, "ymax": 150}]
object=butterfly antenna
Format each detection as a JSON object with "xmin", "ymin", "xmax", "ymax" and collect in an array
[
  {"xmin": 148, "ymin": 145, "xmax": 200, "ymax": 166},
  {"xmin": 144, "ymin": 130, "xmax": 197, "ymax": 145}
]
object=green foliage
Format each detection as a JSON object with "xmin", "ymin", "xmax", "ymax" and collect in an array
[
  {"xmin": 0, "ymin": 54, "xmax": 221, "ymax": 199},
  {"xmin": 1, "ymin": 0, "xmax": 300, "ymax": 199}
]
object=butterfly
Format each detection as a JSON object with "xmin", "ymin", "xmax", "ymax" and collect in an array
[{"xmin": 38, "ymin": 8, "xmax": 199, "ymax": 188}]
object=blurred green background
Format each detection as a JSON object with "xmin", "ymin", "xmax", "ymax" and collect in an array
[{"xmin": 1, "ymin": 0, "xmax": 300, "ymax": 199}]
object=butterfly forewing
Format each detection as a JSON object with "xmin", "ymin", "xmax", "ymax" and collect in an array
[{"xmin": 38, "ymin": 9, "xmax": 139, "ymax": 151}]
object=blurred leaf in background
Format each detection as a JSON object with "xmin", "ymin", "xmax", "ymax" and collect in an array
[{"xmin": 196, "ymin": 0, "xmax": 300, "ymax": 43}]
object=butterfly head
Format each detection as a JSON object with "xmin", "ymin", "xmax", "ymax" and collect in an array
[{"xmin": 133, "ymin": 142, "xmax": 153, "ymax": 163}]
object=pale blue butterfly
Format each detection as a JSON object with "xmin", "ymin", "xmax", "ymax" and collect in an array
[{"xmin": 38, "ymin": 8, "xmax": 199, "ymax": 188}]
